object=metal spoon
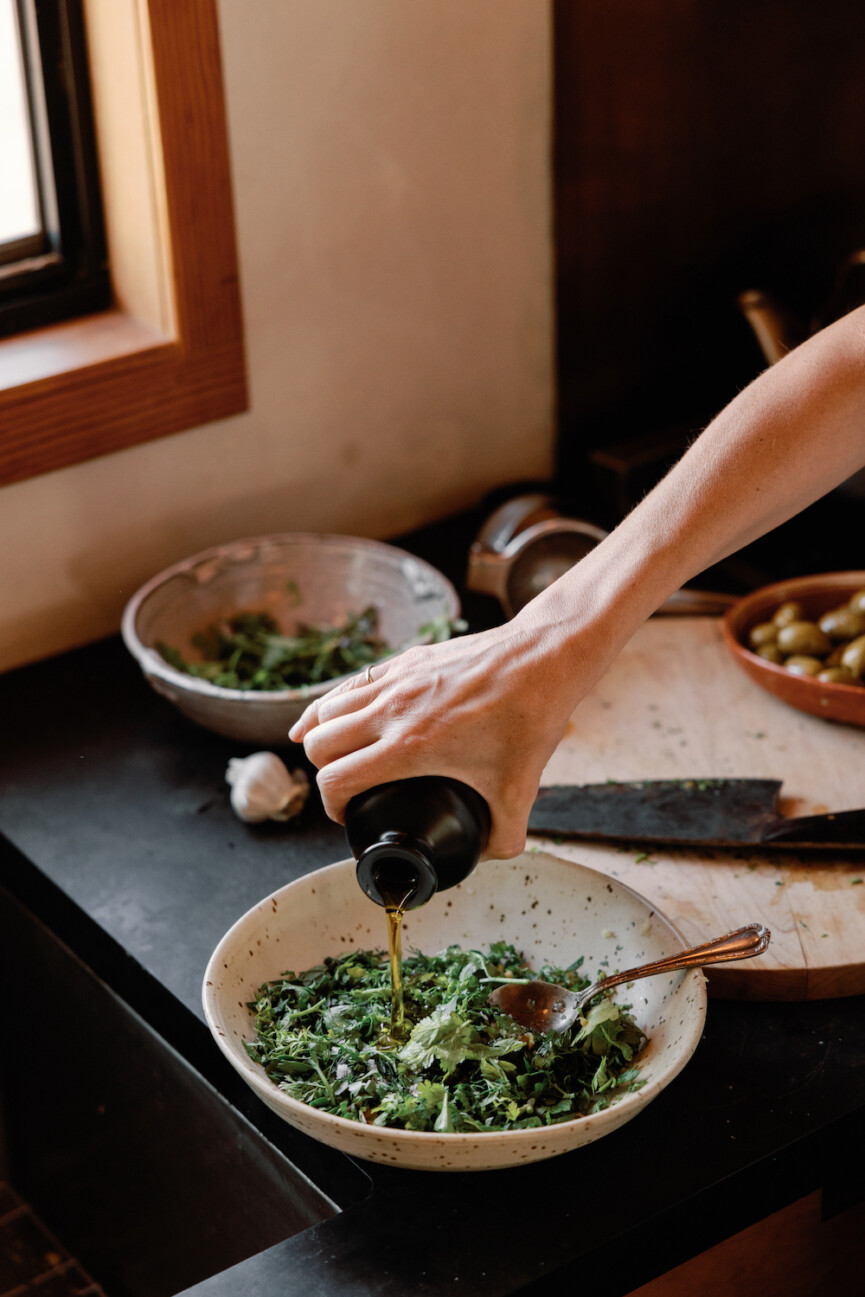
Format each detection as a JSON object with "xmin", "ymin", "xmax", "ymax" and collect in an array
[{"xmin": 488, "ymin": 923, "xmax": 770, "ymax": 1034}]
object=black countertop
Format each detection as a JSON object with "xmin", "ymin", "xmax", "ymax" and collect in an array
[{"xmin": 1, "ymin": 511, "xmax": 863, "ymax": 1296}]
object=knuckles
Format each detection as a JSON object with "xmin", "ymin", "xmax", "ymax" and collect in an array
[{"xmin": 314, "ymin": 767, "xmax": 348, "ymax": 823}]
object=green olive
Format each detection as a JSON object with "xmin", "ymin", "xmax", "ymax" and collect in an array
[
  {"xmin": 817, "ymin": 666, "xmax": 860, "ymax": 686},
  {"xmin": 748, "ymin": 621, "xmax": 778, "ymax": 649},
  {"xmin": 756, "ymin": 643, "xmax": 784, "ymax": 663},
  {"xmin": 784, "ymin": 655, "xmax": 823, "ymax": 676},
  {"xmin": 773, "ymin": 601, "xmax": 803, "ymax": 627},
  {"xmin": 840, "ymin": 634, "xmax": 865, "ymax": 678},
  {"xmin": 776, "ymin": 621, "xmax": 832, "ymax": 657},
  {"xmin": 848, "ymin": 589, "xmax": 865, "ymax": 616},
  {"xmin": 818, "ymin": 606, "xmax": 865, "ymax": 640}
]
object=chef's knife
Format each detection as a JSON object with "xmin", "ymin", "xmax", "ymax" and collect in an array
[{"xmin": 528, "ymin": 779, "xmax": 865, "ymax": 851}]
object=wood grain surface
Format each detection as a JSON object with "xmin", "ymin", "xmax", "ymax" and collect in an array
[{"xmin": 529, "ymin": 617, "xmax": 865, "ymax": 1000}]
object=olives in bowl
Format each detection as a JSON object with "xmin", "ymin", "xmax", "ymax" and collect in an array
[{"xmin": 723, "ymin": 573, "xmax": 865, "ymax": 727}]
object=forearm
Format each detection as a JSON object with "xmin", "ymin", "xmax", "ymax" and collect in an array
[
  {"xmin": 522, "ymin": 304, "xmax": 865, "ymax": 687},
  {"xmin": 643, "ymin": 303, "xmax": 865, "ymax": 573}
]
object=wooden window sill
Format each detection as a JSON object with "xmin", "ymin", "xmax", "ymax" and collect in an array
[{"xmin": 0, "ymin": 309, "xmax": 246, "ymax": 484}]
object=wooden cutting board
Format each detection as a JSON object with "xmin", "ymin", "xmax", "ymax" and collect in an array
[{"xmin": 529, "ymin": 617, "xmax": 865, "ymax": 1001}]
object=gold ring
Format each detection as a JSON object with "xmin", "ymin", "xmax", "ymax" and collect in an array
[{"xmin": 365, "ymin": 664, "xmax": 374, "ymax": 685}]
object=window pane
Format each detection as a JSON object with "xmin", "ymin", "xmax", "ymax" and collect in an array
[{"xmin": 0, "ymin": 0, "xmax": 40, "ymax": 245}]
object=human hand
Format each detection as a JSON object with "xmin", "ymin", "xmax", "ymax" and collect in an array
[{"xmin": 288, "ymin": 616, "xmax": 584, "ymax": 860}]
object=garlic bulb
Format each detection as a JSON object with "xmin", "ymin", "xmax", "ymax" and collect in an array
[{"xmin": 225, "ymin": 751, "xmax": 310, "ymax": 823}]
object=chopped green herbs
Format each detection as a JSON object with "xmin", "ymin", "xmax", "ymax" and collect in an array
[
  {"xmin": 157, "ymin": 602, "xmax": 464, "ymax": 692},
  {"xmin": 245, "ymin": 943, "xmax": 646, "ymax": 1132},
  {"xmin": 158, "ymin": 606, "xmax": 388, "ymax": 691}
]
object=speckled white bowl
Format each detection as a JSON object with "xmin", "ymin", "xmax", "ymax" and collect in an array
[
  {"xmin": 203, "ymin": 852, "xmax": 707, "ymax": 1171},
  {"xmin": 121, "ymin": 533, "xmax": 460, "ymax": 745}
]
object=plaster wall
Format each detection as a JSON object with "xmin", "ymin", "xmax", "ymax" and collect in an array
[{"xmin": 0, "ymin": 0, "xmax": 554, "ymax": 671}]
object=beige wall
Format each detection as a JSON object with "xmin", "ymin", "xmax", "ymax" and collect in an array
[{"xmin": 0, "ymin": 0, "xmax": 554, "ymax": 672}]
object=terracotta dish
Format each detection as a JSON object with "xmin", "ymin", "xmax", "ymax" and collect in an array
[{"xmin": 723, "ymin": 572, "xmax": 865, "ymax": 728}]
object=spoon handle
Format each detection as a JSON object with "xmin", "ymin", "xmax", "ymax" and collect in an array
[{"xmin": 582, "ymin": 922, "xmax": 770, "ymax": 1003}]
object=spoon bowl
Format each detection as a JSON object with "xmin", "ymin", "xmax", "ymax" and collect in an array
[{"xmin": 489, "ymin": 923, "xmax": 770, "ymax": 1033}]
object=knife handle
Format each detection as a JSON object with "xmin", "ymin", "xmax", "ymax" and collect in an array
[{"xmin": 763, "ymin": 807, "xmax": 865, "ymax": 846}]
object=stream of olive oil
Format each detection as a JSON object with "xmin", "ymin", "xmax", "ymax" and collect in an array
[
  {"xmin": 385, "ymin": 904, "xmax": 407, "ymax": 1035},
  {"xmin": 378, "ymin": 874, "xmax": 417, "ymax": 1037}
]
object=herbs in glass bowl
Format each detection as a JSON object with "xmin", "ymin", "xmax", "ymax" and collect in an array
[{"xmin": 245, "ymin": 942, "xmax": 646, "ymax": 1134}]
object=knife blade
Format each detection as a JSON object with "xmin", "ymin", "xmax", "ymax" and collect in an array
[{"xmin": 528, "ymin": 779, "xmax": 865, "ymax": 851}]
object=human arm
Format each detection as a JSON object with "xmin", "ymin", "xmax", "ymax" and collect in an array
[{"xmin": 290, "ymin": 305, "xmax": 865, "ymax": 858}]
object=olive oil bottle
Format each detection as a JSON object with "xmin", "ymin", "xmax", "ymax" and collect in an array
[
  {"xmin": 345, "ymin": 776, "xmax": 491, "ymax": 1034},
  {"xmin": 346, "ymin": 775, "xmax": 491, "ymax": 910}
]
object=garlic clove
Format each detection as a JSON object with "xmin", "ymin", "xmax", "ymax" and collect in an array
[{"xmin": 226, "ymin": 751, "xmax": 310, "ymax": 823}]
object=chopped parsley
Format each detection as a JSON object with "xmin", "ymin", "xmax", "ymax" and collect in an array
[
  {"xmin": 157, "ymin": 604, "xmax": 465, "ymax": 693},
  {"xmin": 245, "ymin": 942, "xmax": 646, "ymax": 1132},
  {"xmin": 157, "ymin": 606, "xmax": 388, "ymax": 691}
]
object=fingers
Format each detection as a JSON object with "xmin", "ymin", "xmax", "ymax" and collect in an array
[
  {"xmin": 314, "ymin": 742, "xmax": 409, "ymax": 824},
  {"xmin": 302, "ymin": 707, "xmax": 379, "ymax": 771},
  {"xmin": 289, "ymin": 667, "xmax": 382, "ymax": 743},
  {"xmin": 483, "ymin": 819, "xmax": 532, "ymax": 863},
  {"xmin": 480, "ymin": 774, "xmax": 536, "ymax": 861},
  {"xmin": 299, "ymin": 707, "xmax": 535, "ymax": 861}
]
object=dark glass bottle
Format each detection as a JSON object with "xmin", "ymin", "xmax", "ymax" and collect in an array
[{"xmin": 345, "ymin": 776, "xmax": 491, "ymax": 910}]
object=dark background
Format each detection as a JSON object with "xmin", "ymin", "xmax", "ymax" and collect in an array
[{"xmin": 549, "ymin": 0, "xmax": 865, "ymax": 582}]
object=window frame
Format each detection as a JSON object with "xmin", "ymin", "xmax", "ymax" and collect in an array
[
  {"xmin": 0, "ymin": 0, "xmax": 248, "ymax": 488},
  {"xmin": 0, "ymin": 0, "xmax": 111, "ymax": 336}
]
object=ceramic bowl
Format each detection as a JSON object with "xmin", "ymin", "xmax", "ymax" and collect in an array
[
  {"xmin": 723, "ymin": 572, "xmax": 865, "ymax": 728},
  {"xmin": 203, "ymin": 852, "xmax": 707, "ymax": 1172},
  {"xmin": 121, "ymin": 533, "xmax": 460, "ymax": 745}
]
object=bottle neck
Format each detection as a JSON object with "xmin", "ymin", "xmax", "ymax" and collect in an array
[{"xmin": 355, "ymin": 832, "xmax": 438, "ymax": 909}]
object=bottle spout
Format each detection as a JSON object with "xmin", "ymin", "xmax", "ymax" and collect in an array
[{"xmin": 355, "ymin": 833, "xmax": 438, "ymax": 909}]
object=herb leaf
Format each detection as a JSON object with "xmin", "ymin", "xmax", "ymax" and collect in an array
[{"xmin": 398, "ymin": 997, "xmax": 524, "ymax": 1075}]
